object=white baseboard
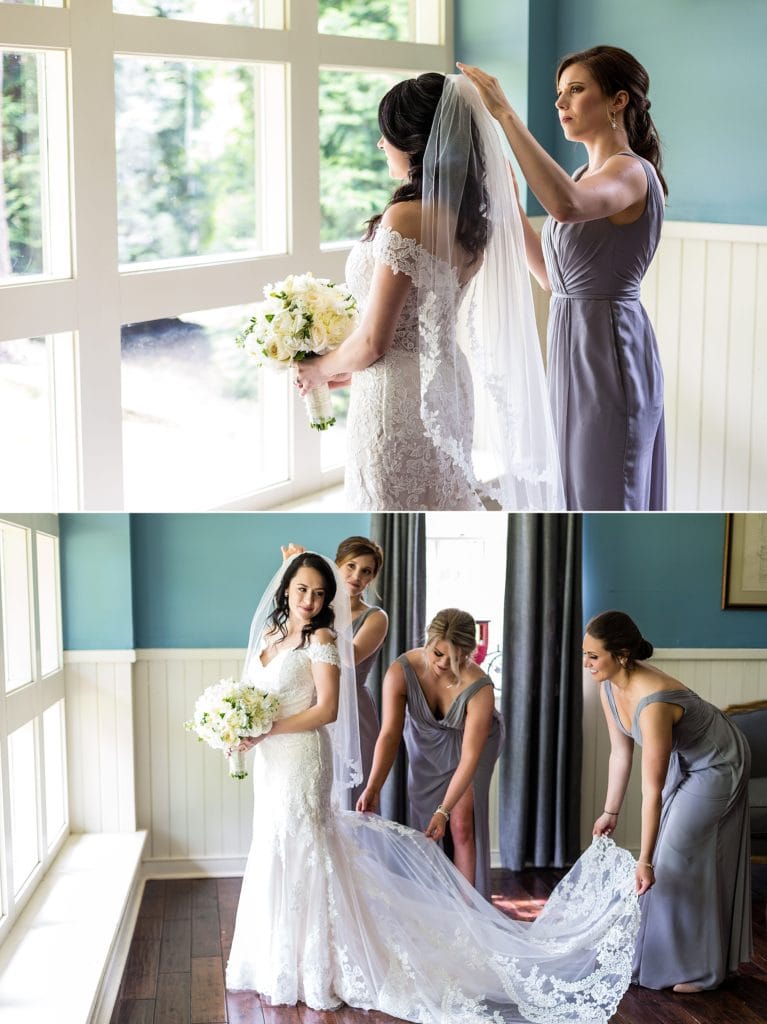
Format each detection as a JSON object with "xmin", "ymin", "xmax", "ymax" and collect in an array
[{"xmin": 143, "ymin": 855, "xmax": 248, "ymax": 878}]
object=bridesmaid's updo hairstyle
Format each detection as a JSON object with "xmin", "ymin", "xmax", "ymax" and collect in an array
[
  {"xmin": 335, "ymin": 536, "xmax": 384, "ymax": 577},
  {"xmin": 556, "ymin": 45, "xmax": 668, "ymax": 197},
  {"xmin": 585, "ymin": 610, "xmax": 654, "ymax": 669},
  {"xmin": 425, "ymin": 608, "xmax": 477, "ymax": 678},
  {"xmin": 364, "ymin": 72, "xmax": 489, "ymax": 262},
  {"xmin": 268, "ymin": 552, "xmax": 337, "ymax": 648}
]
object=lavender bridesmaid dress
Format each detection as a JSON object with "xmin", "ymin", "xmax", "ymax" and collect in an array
[
  {"xmin": 349, "ymin": 605, "xmax": 385, "ymax": 806},
  {"xmin": 604, "ymin": 682, "xmax": 752, "ymax": 989},
  {"xmin": 543, "ymin": 153, "xmax": 666, "ymax": 510},
  {"xmin": 398, "ymin": 654, "xmax": 505, "ymax": 899}
]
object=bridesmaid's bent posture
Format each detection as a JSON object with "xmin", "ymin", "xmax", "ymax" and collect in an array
[
  {"xmin": 585, "ymin": 611, "xmax": 752, "ymax": 991},
  {"xmin": 358, "ymin": 608, "xmax": 504, "ymax": 899}
]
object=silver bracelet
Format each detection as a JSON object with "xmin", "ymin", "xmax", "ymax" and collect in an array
[{"xmin": 435, "ymin": 804, "xmax": 450, "ymax": 821}]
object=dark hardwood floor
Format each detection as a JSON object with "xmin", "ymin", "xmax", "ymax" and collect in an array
[{"xmin": 111, "ymin": 865, "xmax": 767, "ymax": 1024}]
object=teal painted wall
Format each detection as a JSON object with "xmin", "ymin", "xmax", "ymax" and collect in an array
[
  {"xmin": 60, "ymin": 513, "xmax": 370, "ymax": 649},
  {"xmin": 60, "ymin": 514, "xmax": 134, "ymax": 649},
  {"xmin": 583, "ymin": 514, "xmax": 766, "ymax": 648},
  {"xmin": 455, "ymin": 0, "xmax": 766, "ymax": 224}
]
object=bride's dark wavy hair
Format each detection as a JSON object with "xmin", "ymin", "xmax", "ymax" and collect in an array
[
  {"xmin": 556, "ymin": 45, "xmax": 668, "ymax": 197},
  {"xmin": 364, "ymin": 72, "xmax": 489, "ymax": 262},
  {"xmin": 267, "ymin": 553, "xmax": 337, "ymax": 648}
]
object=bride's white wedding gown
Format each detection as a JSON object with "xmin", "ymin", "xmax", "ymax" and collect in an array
[
  {"xmin": 226, "ymin": 640, "xmax": 641, "ymax": 1023},
  {"xmin": 344, "ymin": 225, "xmax": 480, "ymax": 512}
]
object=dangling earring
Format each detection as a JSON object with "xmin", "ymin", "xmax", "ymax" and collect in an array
[
  {"xmin": 619, "ymin": 657, "xmax": 627, "ymax": 668},
  {"xmin": 609, "ymin": 110, "xmax": 618, "ymax": 131}
]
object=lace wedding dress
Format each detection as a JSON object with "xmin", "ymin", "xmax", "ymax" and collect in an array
[
  {"xmin": 226, "ymin": 638, "xmax": 641, "ymax": 1023},
  {"xmin": 344, "ymin": 226, "xmax": 481, "ymax": 511}
]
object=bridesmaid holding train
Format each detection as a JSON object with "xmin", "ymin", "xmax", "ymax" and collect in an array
[
  {"xmin": 585, "ymin": 610, "xmax": 752, "ymax": 991},
  {"xmin": 358, "ymin": 608, "xmax": 504, "ymax": 899}
]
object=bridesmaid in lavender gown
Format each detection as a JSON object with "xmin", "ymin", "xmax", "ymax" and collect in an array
[
  {"xmin": 460, "ymin": 46, "xmax": 668, "ymax": 510},
  {"xmin": 335, "ymin": 536, "xmax": 388, "ymax": 805},
  {"xmin": 358, "ymin": 608, "xmax": 504, "ymax": 899},
  {"xmin": 585, "ymin": 611, "xmax": 752, "ymax": 992},
  {"xmin": 283, "ymin": 536, "xmax": 388, "ymax": 806}
]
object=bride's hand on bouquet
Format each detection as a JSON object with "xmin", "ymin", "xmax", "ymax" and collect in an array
[
  {"xmin": 456, "ymin": 63, "xmax": 514, "ymax": 120},
  {"xmin": 232, "ymin": 736, "xmax": 264, "ymax": 753},
  {"xmin": 356, "ymin": 787, "xmax": 380, "ymax": 813},
  {"xmin": 294, "ymin": 356, "xmax": 329, "ymax": 396}
]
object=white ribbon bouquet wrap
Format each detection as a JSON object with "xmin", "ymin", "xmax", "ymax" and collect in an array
[
  {"xmin": 185, "ymin": 677, "xmax": 280, "ymax": 779},
  {"xmin": 236, "ymin": 273, "xmax": 358, "ymax": 430}
]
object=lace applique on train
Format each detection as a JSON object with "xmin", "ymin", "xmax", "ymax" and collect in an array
[
  {"xmin": 344, "ymin": 226, "xmax": 482, "ymax": 511},
  {"xmin": 226, "ymin": 638, "xmax": 641, "ymax": 1022}
]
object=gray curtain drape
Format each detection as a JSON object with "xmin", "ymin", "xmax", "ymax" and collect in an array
[
  {"xmin": 499, "ymin": 513, "xmax": 583, "ymax": 870},
  {"xmin": 367, "ymin": 512, "xmax": 427, "ymax": 825}
]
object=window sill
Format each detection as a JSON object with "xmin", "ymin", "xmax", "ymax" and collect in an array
[{"xmin": 0, "ymin": 831, "xmax": 147, "ymax": 1024}]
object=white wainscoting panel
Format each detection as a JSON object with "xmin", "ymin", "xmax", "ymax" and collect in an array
[
  {"xmin": 133, "ymin": 649, "xmax": 255, "ymax": 875},
  {"xmin": 530, "ymin": 219, "xmax": 767, "ymax": 510},
  {"xmin": 66, "ymin": 647, "xmax": 764, "ymax": 875},
  {"xmin": 64, "ymin": 650, "xmax": 137, "ymax": 833},
  {"xmin": 580, "ymin": 649, "xmax": 767, "ymax": 855}
]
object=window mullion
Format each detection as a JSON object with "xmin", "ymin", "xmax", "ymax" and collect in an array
[{"xmin": 68, "ymin": 0, "xmax": 125, "ymax": 510}]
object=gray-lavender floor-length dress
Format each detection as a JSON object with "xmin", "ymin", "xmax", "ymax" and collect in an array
[
  {"xmin": 398, "ymin": 654, "xmax": 505, "ymax": 900},
  {"xmin": 605, "ymin": 682, "xmax": 752, "ymax": 989},
  {"xmin": 543, "ymin": 153, "xmax": 666, "ymax": 511},
  {"xmin": 349, "ymin": 605, "xmax": 385, "ymax": 807}
]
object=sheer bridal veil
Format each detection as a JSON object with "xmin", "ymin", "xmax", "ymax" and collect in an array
[{"xmin": 419, "ymin": 74, "xmax": 564, "ymax": 510}]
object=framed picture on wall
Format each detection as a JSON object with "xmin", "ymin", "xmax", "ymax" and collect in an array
[{"xmin": 722, "ymin": 514, "xmax": 767, "ymax": 608}]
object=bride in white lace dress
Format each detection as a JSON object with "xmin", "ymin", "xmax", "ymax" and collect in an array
[
  {"xmin": 296, "ymin": 74, "xmax": 564, "ymax": 511},
  {"xmin": 226, "ymin": 553, "xmax": 640, "ymax": 1023}
]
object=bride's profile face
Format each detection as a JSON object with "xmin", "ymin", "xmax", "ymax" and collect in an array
[
  {"xmin": 339, "ymin": 554, "xmax": 378, "ymax": 598},
  {"xmin": 286, "ymin": 566, "xmax": 328, "ymax": 623},
  {"xmin": 378, "ymin": 135, "xmax": 410, "ymax": 180}
]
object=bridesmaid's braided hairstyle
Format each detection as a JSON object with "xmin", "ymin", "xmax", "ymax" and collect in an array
[
  {"xmin": 364, "ymin": 72, "xmax": 489, "ymax": 262},
  {"xmin": 268, "ymin": 553, "xmax": 337, "ymax": 648},
  {"xmin": 585, "ymin": 610, "xmax": 654, "ymax": 669},
  {"xmin": 556, "ymin": 45, "xmax": 668, "ymax": 197}
]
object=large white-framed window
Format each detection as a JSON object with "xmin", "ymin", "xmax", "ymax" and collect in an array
[
  {"xmin": 0, "ymin": 0, "xmax": 452, "ymax": 511},
  {"xmin": 0, "ymin": 513, "xmax": 67, "ymax": 943}
]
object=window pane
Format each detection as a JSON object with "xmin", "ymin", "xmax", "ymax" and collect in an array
[
  {"xmin": 43, "ymin": 700, "xmax": 67, "ymax": 846},
  {"xmin": 115, "ymin": 58, "xmax": 287, "ymax": 267},
  {"xmin": 0, "ymin": 337, "xmax": 54, "ymax": 509},
  {"xmin": 0, "ymin": 522, "xmax": 33, "ymax": 692},
  {"xmin": 319, "ymin": 69, "xmax": 405, "ymax": 246},
  {"xmin": 121, "ymin": 307, "xmax": 291, "ymax": 508},
  {"xmin": 319, "ymin": 386, "xmax": 349, "ymax": 471},
  {"xmin": 425, "ymin": 513, "xmax": 508, "ymax": 658},
  {"xmin": 36, "ymin": 533, "xmax": 60, "ymax": 677},
  {"xmin": 113, "ymin": 0, "xmax": 283, "ymax": 29},
  {"xmin": 319, "ymin": 0, "xmax": 410, "ymax": 40},
  {"xmin": 1, "ymin": 50, "xmax": 70, "ymax": 282},
  {"xmin": 9, "ymin": 720, "xmax": 40, "ymax": 895}
]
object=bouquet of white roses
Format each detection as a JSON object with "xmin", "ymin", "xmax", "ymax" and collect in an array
[
  {"xmin": 184, "ymin": 677, "xmax": 280, "ymax": 779},
  {"xmin": 236, "ymin": 272, "xmax": 358, "ymax": 430}
]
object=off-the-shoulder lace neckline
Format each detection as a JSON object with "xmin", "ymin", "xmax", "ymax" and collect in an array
[{"xmin": 373, "ymin": 225, "xmax": 464, "ymax": 285}]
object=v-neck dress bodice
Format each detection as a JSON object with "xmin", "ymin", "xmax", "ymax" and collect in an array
[{"xmin": 398, "ymin": 654, "xmax": 504, "ymax": 899}]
